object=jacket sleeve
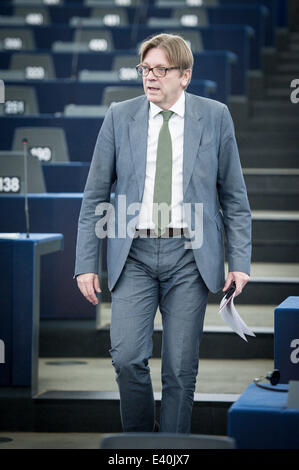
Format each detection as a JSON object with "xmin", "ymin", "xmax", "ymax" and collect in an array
[
  {"xmin": 74, "ymin": 104, "xmax": 116, "ymax": 277},
  {"xmin": 216, "ymin": 105, "xmax": 252, "ymax": 275}
]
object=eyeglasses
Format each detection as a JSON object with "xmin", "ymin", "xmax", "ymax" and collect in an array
[{"xmin": 136, "ymin": 65, "xmax": 180, "ymax": 78}]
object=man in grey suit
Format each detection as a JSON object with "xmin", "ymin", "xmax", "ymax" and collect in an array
[{"xmin": 74, "ymin": 34, "xmax": 251, "ymax": 433}]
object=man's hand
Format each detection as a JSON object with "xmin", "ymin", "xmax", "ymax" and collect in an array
[
  {"xmin": 77, "ymin": 273, "xmax": 101, "ymax": 305},
  {"xmin": 223, "ymin": 271, "xmax": 250, "ymax": 297}
]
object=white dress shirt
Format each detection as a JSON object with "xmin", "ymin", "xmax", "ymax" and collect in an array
[{"xmin": 137, "ymin": 91, "xmax": 187, "ymax": 229}]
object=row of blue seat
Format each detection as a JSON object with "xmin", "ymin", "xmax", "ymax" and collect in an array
[
  {"xmin": 0, "ymin": 0, "xmax": 287, "ymax": 36},
  {"xmin": 1, "ymin": 25, "xmax": 250, "ymax": 94},
  {"xmin": 0, "ymin": 3, "xmax": 270, "ymax": 49},
  {"xmin": 0, "ymin": 79, "xmax": 216, "ymax": 160},
  {"xmin": 2, "ymin": 50, "xmax": 233, "ymax": 104},
  {"xmin": 0, "ymin": 3, "xmax": 143, "ymax": 25},
  {"xmin": 2, "ymin": 78, "xmax": 219, "ymax": 109},
  {"xmin": 0, "ymin": 23, "xmax": 257, "ymax": 70}
]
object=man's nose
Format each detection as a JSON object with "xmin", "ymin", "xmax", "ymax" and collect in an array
[{"xmin": 147, "ymin": 69, "xmax": 157, "ymax": 79}]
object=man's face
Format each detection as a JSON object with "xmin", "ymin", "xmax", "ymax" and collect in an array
[{"xmin": 142, "ymin": 47, "xmax": 190, "ymax": 110}]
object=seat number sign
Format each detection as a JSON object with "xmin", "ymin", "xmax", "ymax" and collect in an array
[{"xmin": 0, "ymin": 176, "xmax": 21, "ymax": 193}]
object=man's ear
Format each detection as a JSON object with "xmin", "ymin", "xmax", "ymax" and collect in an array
[{"xmin": 182, "ymin": 68, "xmax": 192, "ymax": 88}]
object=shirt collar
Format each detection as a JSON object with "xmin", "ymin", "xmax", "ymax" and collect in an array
[{"xmin": 150, "ymin": 91, "xmax": 185, "ymax": 119}]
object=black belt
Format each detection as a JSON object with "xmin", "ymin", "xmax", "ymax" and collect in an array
[{"xmin": 135, "ymin": 228, "xmax": 186, "ymax": 238}]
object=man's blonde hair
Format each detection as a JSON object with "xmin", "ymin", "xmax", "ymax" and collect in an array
[{"xmin": 139, "ymin": 33, "xmax": 193, "ymax": 88}]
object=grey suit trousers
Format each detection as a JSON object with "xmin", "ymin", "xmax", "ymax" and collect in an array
[{"xmin": 109, "ymin": 232, "xmax": 209, "ymax": 433}]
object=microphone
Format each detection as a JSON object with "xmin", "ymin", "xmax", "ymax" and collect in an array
[
  {"xmin": 71, "ymin": 17, "xmax": 81, "ymax": 80},
  {"xmin": 253, "ymin": 369, "xmax": 287, "ymax": 392},
  {"xmin": 22, "ymin": 138, "xmax": 30, "ymax": 239}
]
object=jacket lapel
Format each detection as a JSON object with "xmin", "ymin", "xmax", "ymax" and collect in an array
[
  {"xmin": 128, "ymin": 96, "xmax": 149, "ymax": 201},
  {"xmin": 183, "ymin": 93, "xmax": 204, "ymax": 197}
]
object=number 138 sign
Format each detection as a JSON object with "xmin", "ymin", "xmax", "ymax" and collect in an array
[{"xmin": 0, "ymin": 176, "xmax": 21, "ymax": 193}]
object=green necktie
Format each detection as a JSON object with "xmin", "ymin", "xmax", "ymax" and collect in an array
[{"xmin": 153, "ymin": 110, "xmax": 174, "ymax": 236}]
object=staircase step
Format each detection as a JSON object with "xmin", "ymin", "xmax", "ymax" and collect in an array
[
  {"xmin": 251, "ymin": 215, "xmax": 299, "ymax": 243},
  {"xmin": 237, "ymin": 132, "xmax": 299, "ymax": 151},
  {"xmin": 239, "ymin": 149, "xmax": 299, "ymax": 168},
  {"xmin": 39, "ymin": 318, "xmax": 274, "ymax": 360},
  {"xmin": 41, "ymin": 260, "xmax": 299, "ymax": 358},
  {"xmin": 251, "ymin": 209, "xmax": 299, "ymax": 221},
  {"xmin": 250, "ymin": 100, "xmax": 299, "ymax": 117},
  {"xmin": 251, "ymin": 240, "xmax": 299, "ymax": 262},
  {"xmin": 278, "ymin": 51, "xmax": 299, "ymax": 62},
  {"xmin": 0, "ymin": 385, "xmax": 241, "ymax": 434},
  {"xmin": 97, "ymin": 303, "xmax": 275, "ymax": 330},
  {"xmin": 237, "ymin": 263, "xmax": 299, "ymax": 304},
  {"xmin": 266, "ymin": 88, "xmax": 294, "ymax": 100},
  {"xmin": 0, "ymin": 357, "xmax": 273, "ymax": 433},
  {"xmin": 267, "ymin": 74, "xmax": 299, "ymax": 88},
  {"xmin": 244, "ymin": 168, "xmax": 299, "ymax": 190},
  {"xmin": 247, "ymin": 116, "xmax": 298, "ymax": 131},
  {"xmin": 276, "ymin": 63, "xmax": 299, "ymax": 73},
  {"xmin": 37, "ymin": 357, "xmax": 273, "ymax": 396},
  {"xmin": 0, "ymin": 432, "xmax": 106, "ymax": 449},
  {"xmin": 243, "ymin": 168, "xmax": 299, "ymax": 200},
  {"xmin": 250, "ymin": 212, "xmax": 299, "ymax": 260},
  {"xmin": 248, "ymin": 192, "xmax": 299, "ymax": 211},
  {"xmin": 98, "ymin": 260, "xmax": 299, "ymax": 303},
  {"xmin": 244, "ymin": 169, "xmax": 299, "ymax": 210}
]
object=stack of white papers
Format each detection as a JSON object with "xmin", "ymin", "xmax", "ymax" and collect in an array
[{"xmin": 219, "ymin": 292, "xmax": 255, "ymax": 342}]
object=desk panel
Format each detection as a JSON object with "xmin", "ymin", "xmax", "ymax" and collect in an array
[
  {"xmin": 0, "ymin": 195, "xmax": 97, "ymax": 319},
  {"xmin": 0, "ymin": 234, "xmax": 63, "ymax": 391},
  {"xmin": 228, "ymin": 383, "xmax": 299, "ymax": 449}
]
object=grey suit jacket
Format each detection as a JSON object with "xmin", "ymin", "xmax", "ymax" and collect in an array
[{"xmin": 74, "ymin": 92, "xmax": 252, "ymax": 293}]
